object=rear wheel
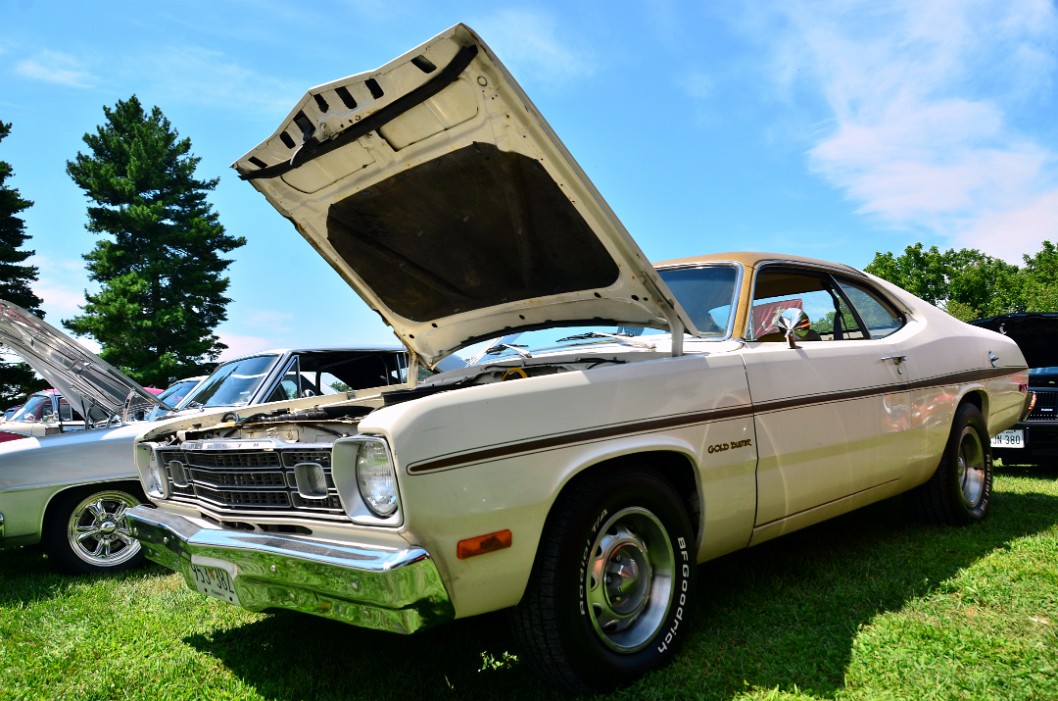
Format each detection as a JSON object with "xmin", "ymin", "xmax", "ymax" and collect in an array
[
  {"xmin": 45, "ymin": 487, "xmax": 145, "ymax": 574},
  {"xmin": 510, "ymin": 466, "xmax": 695, "ymax": 693},
  {"xmin": 907, "ymin": 403, "xmax": 992, "ymax": 525}
]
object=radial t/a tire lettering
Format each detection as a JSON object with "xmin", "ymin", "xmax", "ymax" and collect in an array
[{"xmin": 510, "ymin": 465, "xmax": 696, "ymax": 693}]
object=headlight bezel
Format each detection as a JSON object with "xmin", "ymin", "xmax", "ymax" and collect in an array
[
  {"xmin": 139, "ymin": 443, "xmax": 171, "ymax": 499},
  {"xmin": 332, "ymin": 435, "xmax": 403, "ymax": 525}
]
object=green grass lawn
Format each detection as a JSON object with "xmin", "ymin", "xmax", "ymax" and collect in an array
[{"xmin": 2, "ymin": 468, "xmax": 1056, "ymax": 701}]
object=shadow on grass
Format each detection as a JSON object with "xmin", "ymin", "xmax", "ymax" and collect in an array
[
  {"xmin": 185, "ymin": 608, "xmax": 550, "ymax": 700},
  {"xmin": 648, "ymin": 486, "xmax": 1058, "ymax": 699},
  {"xmin": 180, "ymin": 488, "xmax": 1058, "ymax": 701},
  {"xmin": 0, "ymin": 546, "xmax": 175, "ymax": 606}
]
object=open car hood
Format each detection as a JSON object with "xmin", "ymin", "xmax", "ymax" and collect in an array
[
  {"xmin": 971, "ymin": 313, "xmax": 1058, "ymax": 370},
  {"xmin": 0, "ymin": 299, "xmax": 162, "ymax": 421},
  {"xmin": 233, "ymin": 23, "xmax": 698, "ymax": 367}
]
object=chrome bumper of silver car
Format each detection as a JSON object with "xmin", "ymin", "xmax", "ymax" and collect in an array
[{"xmin": 126, "ymin": 505, "xmax": 453, "ymax": 634}]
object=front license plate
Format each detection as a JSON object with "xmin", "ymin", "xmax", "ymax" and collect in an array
[
  {"xmin": 991, "ymin": 429, "xmax": 1024, "ymax": 449},
  {"xmin": 189, "ymin": 561, "xmax": 240, "ymax": 606}
]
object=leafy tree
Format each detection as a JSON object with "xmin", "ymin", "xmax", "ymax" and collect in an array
[
  {"xmin": 0, "ymin": 121, "xmax": 47, "ymax": 406},
  {"xmin": 865, "ymin": 243, "xmax": 951, "ymax": 306},
  {"xmin": 64, "ymin": 96, "xmax": 245, "ymax": 386},
  {"xmin": 945, "ymin": 249, "xmax": 1022, "ymax": 320},
  {"xmin": 1020, "ymin": 241, "xmax": 1058, "ymax": 312},
  {"xmin": 866, "ymin": 243, "xmax": 1024, "ymax": 321}
]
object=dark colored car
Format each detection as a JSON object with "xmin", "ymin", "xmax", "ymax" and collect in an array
[{"xmin": 972, "ymin": 313, "xmax": 1057, "ymax": 466}]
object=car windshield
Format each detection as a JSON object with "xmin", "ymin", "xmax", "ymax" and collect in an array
[
  {"xmin": 8, "ymin": 394, "xmax": 50, "ymax": 422},
  {"xmin": 178, "ymin": 355, "xmax": 279, "ymax": 409},
  {"xmin": 146, "ymin": 378, "xmax": 203, "ymax": 421},
  {"xmin": 461, "ymin": 264, "xmax": 738, "ymax": 364}
]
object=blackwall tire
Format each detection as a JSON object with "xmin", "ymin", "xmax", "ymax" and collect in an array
[
  {"xmin": 45, "ymin": 487, "xmax": 145, "ymax": 574},
  {"xmin": 907, "ymin": 403, "xmax": 992, "ymax": 526},
  {"xmin": 510, "ymin": 465, "xmax": 695, "ymax": 693}
]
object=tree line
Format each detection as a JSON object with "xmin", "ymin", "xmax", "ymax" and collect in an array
[
  {"xmin": 1, "ymin": 97, "xmax": 244, "ymax": 406},
  {"xmin": 864, "ymin": 242, "xmax": 1058, "ymax": 321}
]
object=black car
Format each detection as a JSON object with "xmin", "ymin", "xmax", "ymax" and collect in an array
[{"xmin": 972, "ymin": 313, "xmax": 1058, "ymax": 466}]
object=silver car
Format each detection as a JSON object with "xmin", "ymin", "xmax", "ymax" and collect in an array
[{"xmin": 0, "ymin": 299, "xmax": 409, "ymax": 574}]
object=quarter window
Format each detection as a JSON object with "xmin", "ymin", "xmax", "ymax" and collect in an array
[{"xmin": 838, "ymin": 281, "xmax": 904, "ymax": 339}]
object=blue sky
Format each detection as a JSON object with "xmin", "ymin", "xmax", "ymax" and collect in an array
[{"xmin": 2, "ymin": 1, "xmax": 1057, "ymax": 361}]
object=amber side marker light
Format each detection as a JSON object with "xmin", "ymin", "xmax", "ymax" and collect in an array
[{"xmin": 457, "ymin": 529, "xmax": 512, "ymax": 559}]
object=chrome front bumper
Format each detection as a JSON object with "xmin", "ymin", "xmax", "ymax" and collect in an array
[{"xmin": 127, "ymin": 505, "xmax": 453, "ymax": 634}]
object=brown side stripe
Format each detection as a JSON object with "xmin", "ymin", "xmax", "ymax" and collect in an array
[{"xmin": 406, "ymin": 365, "xmax": 1022, "ymax": 473}]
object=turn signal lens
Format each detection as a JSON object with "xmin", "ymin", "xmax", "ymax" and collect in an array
[{"xmin": 457, "ymin": 530, "xmax": 513, "ymax": 559}]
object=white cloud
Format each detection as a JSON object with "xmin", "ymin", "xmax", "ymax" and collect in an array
[
  {"xmin": 474, "ymin": 9, "xmax": 596, "ymax": 86},
  {"xmin": 28, "ymin": 255, "xmax": 91, "ymax": 322},
  {"xmin": 215, "ymin": 333, "xmax": 274, "ymax": 362},
  {"xmin": 142, "ymin": 45, "xmax": 300, "ymax": 116},
  {"xmin": 744, "ymin": 0, "xmax": 1058, "ymax": 260},
  {"xmin": 962, "ymin": 190, "xmax": 1058, "ymax": 261},
  {"xmin": 14, "ymin": 50, "xmax": 98, "ymax": 89}
]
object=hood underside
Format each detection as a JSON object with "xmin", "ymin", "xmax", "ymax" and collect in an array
[
  {"xmin": 971, "ymin": 313, "xmax": 1058, "ymax": 370},
  {"xmin": 0, "ymin": 299, "xmax": 160, "ymax": 420},
  {"xmin": 233, "ymin": 23, "xmax": 697, "ymax": 366}
]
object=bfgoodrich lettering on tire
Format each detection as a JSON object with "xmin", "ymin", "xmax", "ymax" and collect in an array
[{"xmin": 510, "ymin": 465, "xmax": 696, "ymax": 693}]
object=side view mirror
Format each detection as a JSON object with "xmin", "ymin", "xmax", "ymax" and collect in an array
[{"xmin": 775, "ymin": 308, "xmax": 811, "ymax": 349}]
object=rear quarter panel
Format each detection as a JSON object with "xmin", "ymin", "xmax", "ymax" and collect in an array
[{"xmin": 0, "ymin": 424, "xmax": 141, "ymax": 546}]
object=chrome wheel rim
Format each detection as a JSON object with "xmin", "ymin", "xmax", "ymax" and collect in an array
[
  {"xmin": 585, "ymin": 506, "xmax": 675, "ymax": 653},
  {"xmin": 66, "ymin": 492, "xmax": 141, "ymax": 567},
  {"xmin": 957, "ymin": 426, "xmax": 986, "ymax": 508}
]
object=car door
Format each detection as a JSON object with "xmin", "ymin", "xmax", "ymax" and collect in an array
[{"xmin": 741, "ymin": 265, "xmax": 914, "ymax": 531}]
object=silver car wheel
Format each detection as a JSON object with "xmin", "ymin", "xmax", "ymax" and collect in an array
[
  {"xmin": 957, "ymin": 425, "xmax": 986, "ymax": 508},
  {"xmin": 585, "ymin": 506, "xmax": 674, "ymax": 653},
  {"xmin": 65, "ymin": 491, "xmax": 142, "ymax": 567}
]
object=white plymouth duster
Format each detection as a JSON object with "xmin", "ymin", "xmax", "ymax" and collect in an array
[{"xmin": 126, "ymin": 24, "xmax": 1030, "ymax": 693}]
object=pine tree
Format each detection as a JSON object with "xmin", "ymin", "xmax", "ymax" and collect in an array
[
  {"xmin": 64, "ymin": 96, "xmax": 246, "ymax": 386},
  {"xmin": 0, "ymin": 121, "xmax": 47, "ymax": 406}
]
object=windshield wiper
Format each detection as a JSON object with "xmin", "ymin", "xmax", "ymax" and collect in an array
[
  {"xmin": 555, "ymin": 332, "xmax": 656, "ymax": 350},
  {"xmin": 483, "ymin": 343, "xmax": 534, "ymax": 359}
]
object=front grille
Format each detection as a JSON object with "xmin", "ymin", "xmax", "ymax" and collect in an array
[
  {"xmin": 1027, "ymin": 389, "xmax": 1058, "ymax": 422},
  {"xmin": 188, "ymin": 451, "xmax": 282, "ymax": 469},
  {"xmin": 157, "ymin": 441, "xmax": 343, "ymax": 519}
]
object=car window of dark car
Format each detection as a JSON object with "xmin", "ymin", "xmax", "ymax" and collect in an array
[
  {"xmin": 264, "ymin": 352, "xmax": 406, "ymax": 404},
  {"xmin": 183, "ymin": 354, "xmax": 279, "ymax": 408}
]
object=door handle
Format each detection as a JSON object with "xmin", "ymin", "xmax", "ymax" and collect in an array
[{"xmin": 881, "ymin": 355, "xmax": 907, "ymax": 374}]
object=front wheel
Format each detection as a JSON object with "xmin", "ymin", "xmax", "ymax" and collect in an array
[
  {"xmin": 907, "ymin": 403, "xmax": 993, "ymax": 525},
  {"xmin": 510, "ymin": 466, "xmax": 695, "ymax": 693},
  {"xmin": 44, "ymin": 487, "xmax": 145, "ymax": 574}
]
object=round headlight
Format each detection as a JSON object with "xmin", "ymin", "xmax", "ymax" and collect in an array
[{"xmin": 355, "ymin": 440, "xmax": 398, "ymax": 517}]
